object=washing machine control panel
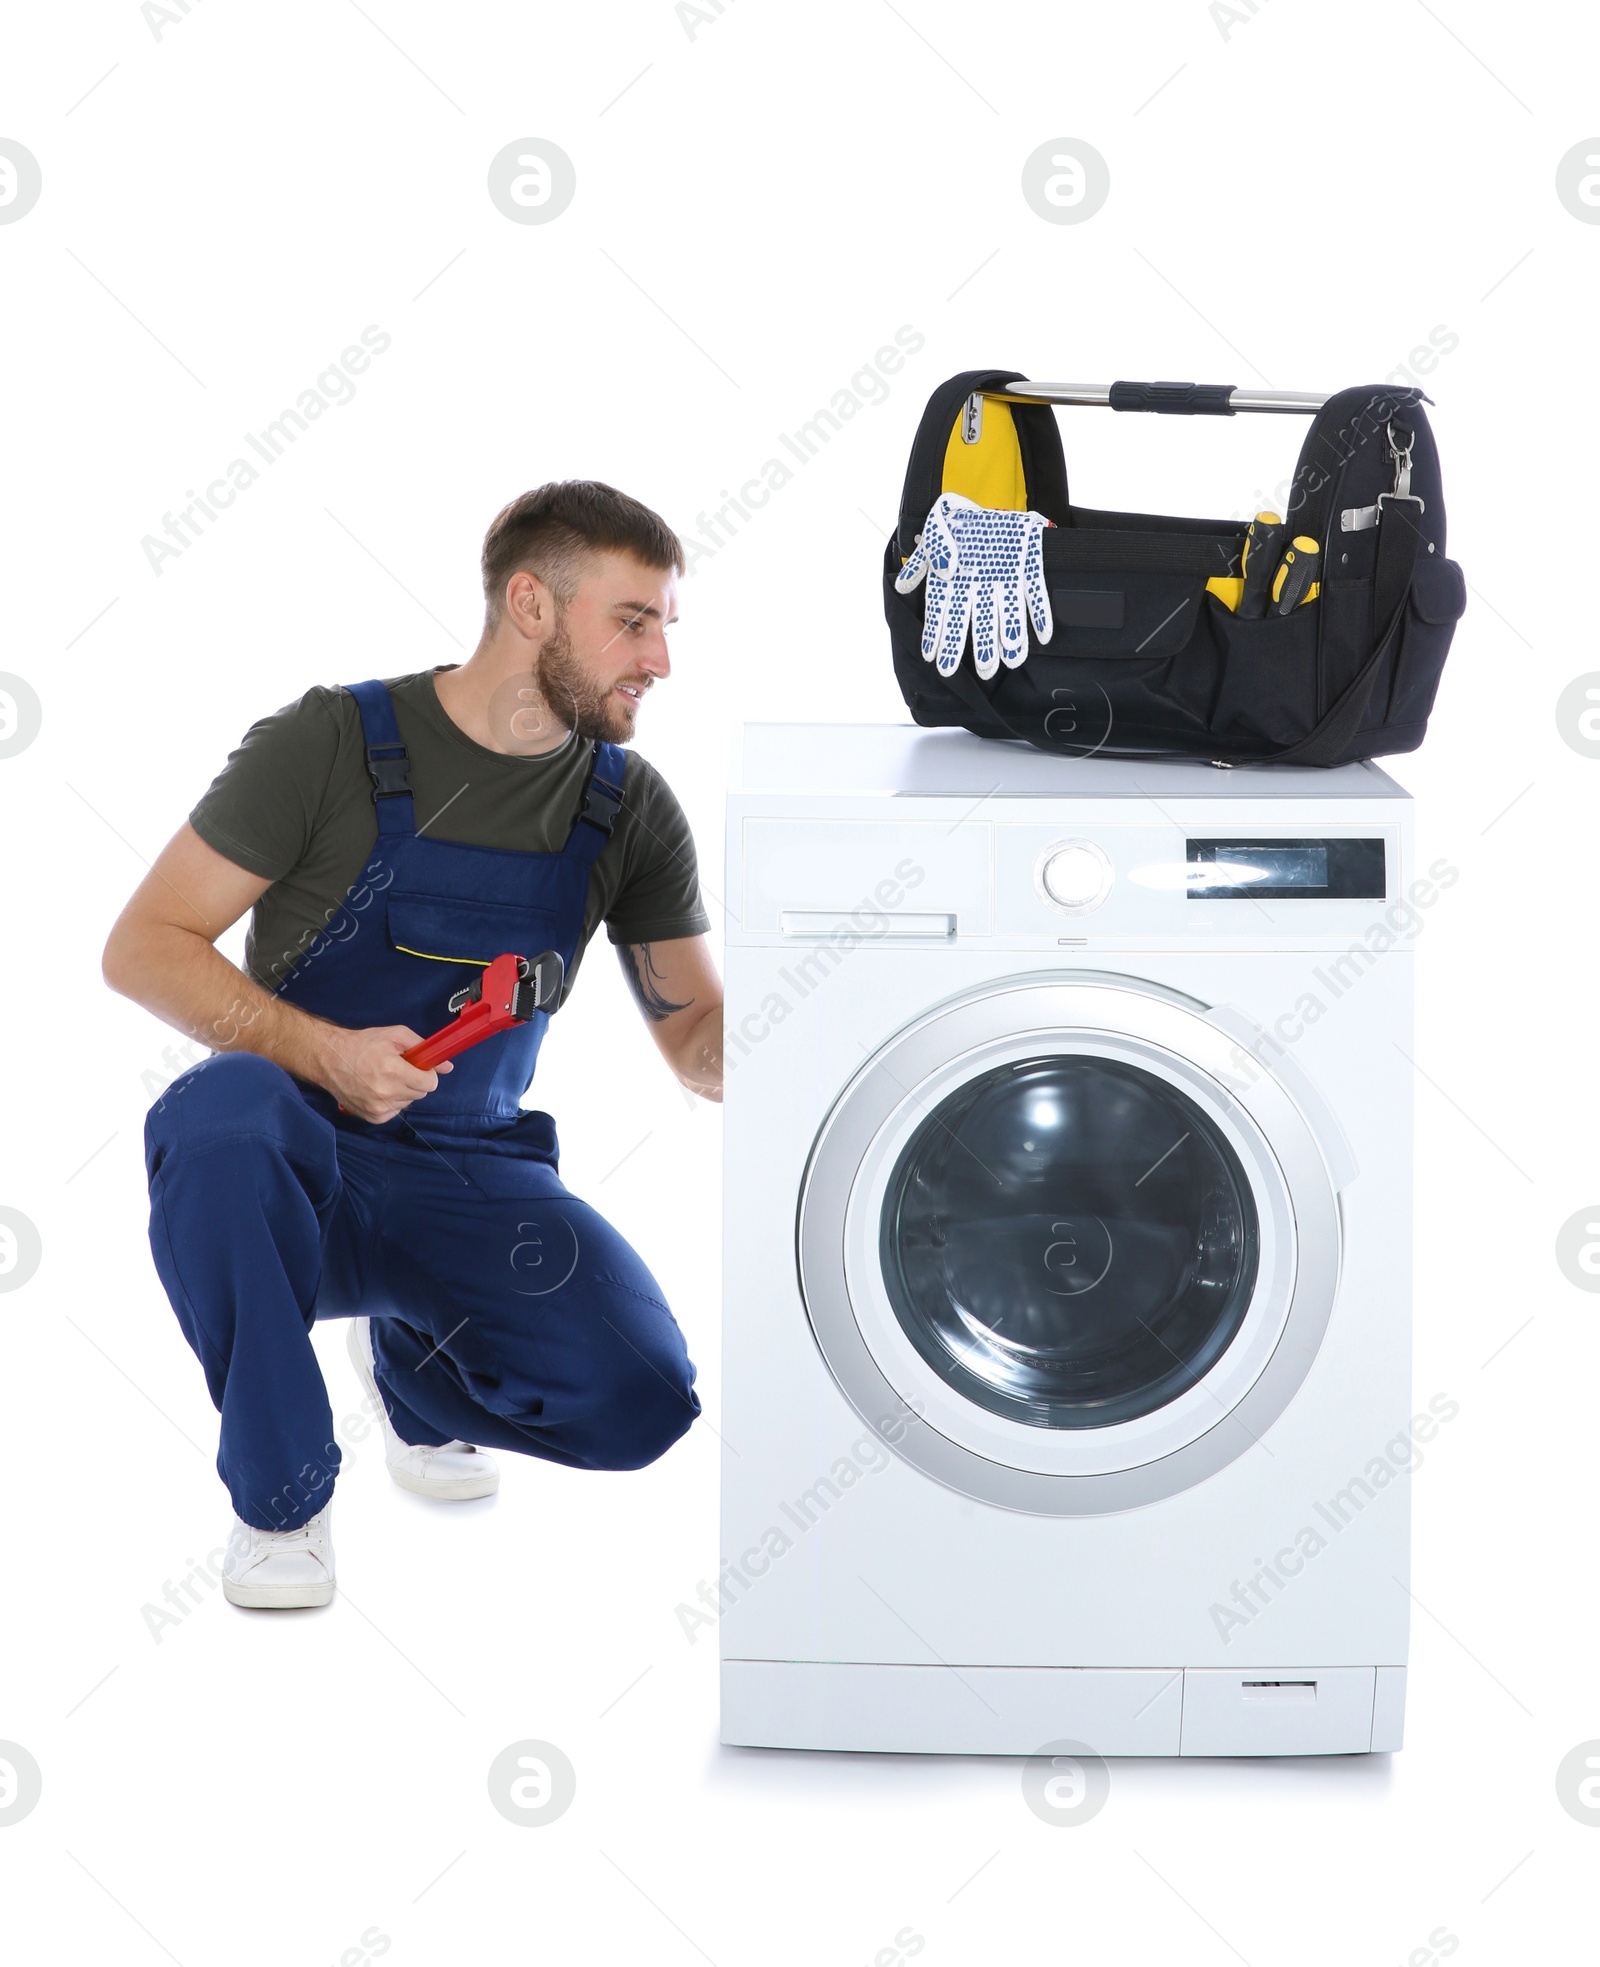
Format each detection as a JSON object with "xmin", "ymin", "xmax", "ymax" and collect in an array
[
  {"xmin": 738, "ymin": 815, "xmax": 1402, "ymax": 942},
  {"xmin": 995, "ymin": 823, "xmax": 1398, "ymax": 939}
]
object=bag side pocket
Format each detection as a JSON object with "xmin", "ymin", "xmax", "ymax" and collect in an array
[
  {"xmin": 1203, "ymin": 593, "xmax": 1320, "ymax": 752},
  {"xmin": 1385, "ymin": 553, "xmax": 1466, "ymax": 731}
]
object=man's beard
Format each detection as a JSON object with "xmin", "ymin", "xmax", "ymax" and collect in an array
[{"xmin": 537, "ymin": 616, "xmax": 639, "ymax": 744}]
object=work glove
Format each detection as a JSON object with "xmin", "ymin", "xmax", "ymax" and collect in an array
[{"xmin": 895, "ymin": 492, "xmax": 1054, "ymax": 679}]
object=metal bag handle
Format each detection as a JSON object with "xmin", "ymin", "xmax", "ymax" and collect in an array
[{"xmin": 990, "ymin": 380, "xmax": 1328, "ymax": 415}]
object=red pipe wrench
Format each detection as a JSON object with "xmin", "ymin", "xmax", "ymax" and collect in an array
[{"xmin": 402, "ymin": 949, "xmax": 564, "ymax": 1072}]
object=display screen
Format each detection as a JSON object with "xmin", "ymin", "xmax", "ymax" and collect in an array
[{"xmin": 1186, "ymin": 837, "xmax": 1386, "ymax": 900}]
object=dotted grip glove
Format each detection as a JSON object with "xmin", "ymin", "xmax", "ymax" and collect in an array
[{"xmin": 895, "ymin": 492, "xmax": 1054, "ymax": 679}]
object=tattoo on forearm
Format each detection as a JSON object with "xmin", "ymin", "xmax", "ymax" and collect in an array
[{"xmin": 621, "ymin": 942, "xmax": 692, "ymax": 1022}]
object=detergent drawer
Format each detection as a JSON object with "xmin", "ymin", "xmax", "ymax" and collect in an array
[{"xmin": 739, "ymin": 819, "xmax": 990, "ymax": 936}]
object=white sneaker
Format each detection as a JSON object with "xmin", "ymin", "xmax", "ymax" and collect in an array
[
  {"xmin": 222, "ymin": 1504, "xmax": 335, "ymax": 1609},
  {"xmin": 347, "ymin": 1317, "xmax": 500, "ymax": 1500}
]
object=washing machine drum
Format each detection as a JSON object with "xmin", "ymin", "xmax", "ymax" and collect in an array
[
  {"xmin": 880, "ymin": 1056, "xmax": 1259, "ymax": 1431},
  {"xmin": 798, "ymin": 977, "xmax": 1349, "ymax": 1514}
]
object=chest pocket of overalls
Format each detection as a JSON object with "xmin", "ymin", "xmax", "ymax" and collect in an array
[
  {"xmin": 383, "ymin": 891, "xmax": 568, "ymax": 1128},
  {"xmin": 386, "ymin": 894, "xmax": 566, "ymax": 968}
]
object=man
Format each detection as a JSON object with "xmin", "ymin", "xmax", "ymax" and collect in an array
[{"xmin": 103, "ymin": 481, "xmax": 720, "ymax": 1610}]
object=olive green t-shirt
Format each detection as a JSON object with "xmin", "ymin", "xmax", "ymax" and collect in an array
[{"xmin": 189, "ymin": 669, "xmax": 710, "ymax": 1005}]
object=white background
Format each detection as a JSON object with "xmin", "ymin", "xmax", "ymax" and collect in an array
[{"xmin": 2, "ymin": 1, "xmax": 1596, "ymax": 1961}]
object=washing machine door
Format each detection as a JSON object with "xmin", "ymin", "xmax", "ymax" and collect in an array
[{"xmin": 796, "ymin": 974, "xmax": 1354, "ymax": 1515}]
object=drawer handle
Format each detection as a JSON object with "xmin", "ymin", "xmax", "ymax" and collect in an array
[{"xmin": 778, "ymin": 910, "xmax": 955, "ymax": 939}]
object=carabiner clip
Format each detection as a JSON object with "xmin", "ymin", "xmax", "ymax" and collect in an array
[{"xmin": 1385, "ymin": 417, "xmax": 1415, "ymax": 498}]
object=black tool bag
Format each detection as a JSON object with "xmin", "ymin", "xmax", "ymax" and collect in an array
[{"xmin": 884, "ymin": 369, "xmax": 1466, "ymax": 765}]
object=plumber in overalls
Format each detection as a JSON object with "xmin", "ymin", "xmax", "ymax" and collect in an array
[{"xmin": 103, "ymin": 482, "xmax": 719, "ymax": 1609}]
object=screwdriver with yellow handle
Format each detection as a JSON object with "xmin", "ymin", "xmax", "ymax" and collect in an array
[
  {"xmin": 1208, "ymin": 511, "xmax": 1285, "ymax": 615},
  {"xmin": 1236, "ymin": 511, "xmax": 1287, "ymax": 618},
  {"xmin": 1270, "ymin": 536, "xmax": 1321, "ymax": 614}
]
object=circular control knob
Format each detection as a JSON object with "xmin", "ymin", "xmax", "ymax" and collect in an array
[{"xmin": 1038, "ymin": 840, "xmax": 1113, "ymax": 913}]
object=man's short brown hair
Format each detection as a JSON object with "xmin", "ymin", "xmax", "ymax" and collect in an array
[{"xmin": 481, "ymin": 480, "xmax": 684, "ymax": 627}]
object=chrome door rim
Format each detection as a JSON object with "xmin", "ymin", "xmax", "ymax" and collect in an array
[{"xmin": 796, "ymin": 975, "xmax": 1343, "ymax": 1516}]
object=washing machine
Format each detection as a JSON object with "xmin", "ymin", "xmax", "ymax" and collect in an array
[{"xmin": 719, "ymin": 723, "xmax": 1421, "ymax": 1758}]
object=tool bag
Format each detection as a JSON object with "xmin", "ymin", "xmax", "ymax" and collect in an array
[{"xmin": 883, "ymin": 369, "xmax": 1466, "ymax": 765}]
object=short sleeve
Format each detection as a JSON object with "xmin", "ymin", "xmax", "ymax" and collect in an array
[
  {"xmin": 188, "ymin": 687, "xmax": 346, "ymax": 881},
  {"xmin": 605, "ymin": 756, "xmax": 713, "ymax": 946}
]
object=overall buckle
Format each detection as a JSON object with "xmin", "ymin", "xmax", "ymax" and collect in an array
[
  {"xmin": 579, "ymin": 772, "xmax": 623, "ymax": 836},
  {"xmin": 366, "ymin": 745, "xmax": 412, "ymax": 800}
]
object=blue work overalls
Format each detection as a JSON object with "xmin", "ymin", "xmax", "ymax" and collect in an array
[{"xmin": 145, "ymin": 680, "xmax": 700, "ymax": 1531}]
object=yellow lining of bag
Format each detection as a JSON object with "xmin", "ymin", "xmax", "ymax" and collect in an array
[
  {"xmin": 942, "ymin": 396, "xmax": 1027, "ymax": 511},
  {"xmin": 394, "ymin": 945, "xmax": 492, "ymax": 966}
]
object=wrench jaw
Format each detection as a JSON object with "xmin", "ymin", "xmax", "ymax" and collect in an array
[
  {"xmin": 444, "ymin": 949, "xmax": 563, "ymax": 1025},
  {"xmin": 511, "ymin": 951, "xmax": 565, "ymax": 1021}
]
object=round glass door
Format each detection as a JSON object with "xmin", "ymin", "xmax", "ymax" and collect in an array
[
  {"xmin": 879, "ymin": 1056, "xmax": 1259, "ymax": 1430},
  {"xmin": 797, "ymin": 977, "xmax": 1348, "ymax": 1514}
]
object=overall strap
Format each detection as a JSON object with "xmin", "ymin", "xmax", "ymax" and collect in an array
[
  {"xmin": 564, "ymin": 741, "xmax": 627, "ymax": 866},
  {"xmin": 346, "ymin": 680, "xmax": 416, "ymax": 836}
]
